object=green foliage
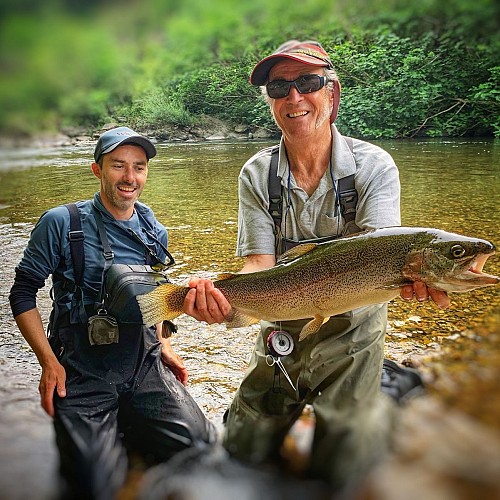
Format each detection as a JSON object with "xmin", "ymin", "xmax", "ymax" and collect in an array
[
  {"xmin": 469, "ymin": 66, "xmax": 500, "ymax": 137},
  {"xmin": 169, "ymin": 62, "xmax": 276, "ymax": 130},
  {"xmin": 127, "ymin": 87, "xmax": 195, "ymax": 128},
  {"xmin": 331, "ymin": 31, "xmax": 498, "ymax": 138},
  {"xmin": 0, "ymin": 0, "xmax": 498, "ymax": 137},
  {"xmin": 0, "ymin": 13, "xmax": 132, "ymax": 132}
]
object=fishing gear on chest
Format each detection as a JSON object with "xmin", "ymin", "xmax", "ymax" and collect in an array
[
  {"xmin": 64, "ymin": 203, "xmax": 175, "ymax": 345},
  {"xmin": 266, "ymin": 329, "xmax": 296, "ymax": 392},
  {"xmin": 267, "ymin": 138, "xmax": 358, "ymax": 256}
]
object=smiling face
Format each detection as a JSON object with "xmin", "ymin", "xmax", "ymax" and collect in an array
[
  {"xmin": 91, "ymin": 144, "xmax": 148, "ymax": 220},
  {"xmin": 267, "ymin": 60, "xmax": 334, "ymax": 142}
]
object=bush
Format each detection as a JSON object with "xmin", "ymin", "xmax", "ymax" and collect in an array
[{"xmin": 127, "ymin": 87, "xmax": 195, "ymax": 128}]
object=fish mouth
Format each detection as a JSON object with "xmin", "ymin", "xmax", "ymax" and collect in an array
[
  {"xmin": 466, "ymin": 252, "xmax": 499, "ymax": 281},
  {"xmin": 441, "ymin": 251, "xmax": 499, "ymax": 292}
]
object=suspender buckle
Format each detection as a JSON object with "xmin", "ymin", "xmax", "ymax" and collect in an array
[
  {"xmin": 104, "ymin": 250, "xmax": 114, "ymax": 260},
  {"xmin": 68, "ymin": 230, "xmax": 85, "ymax": 242},
  {"xmin": 339, "ymin": 188, "xmax": 358, "ymax": 215}
]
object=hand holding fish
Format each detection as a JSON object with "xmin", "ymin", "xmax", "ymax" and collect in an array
[
  {"xmin": 184, "ymin": 277, "xmax": 231, "ymax": 324},
  {"xmin": 400, "ymin": 281, "xmax": 451, "ymax": 309}
]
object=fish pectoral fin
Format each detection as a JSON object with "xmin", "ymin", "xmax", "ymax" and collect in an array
[
  {"xmin": 224, "ymin": 308, "xmax": 259, "ymax": 329},
  {"xmin": 276, "ymin": 243, "xmax": 318, "ymax": 265},
  {"xmin": 380, "ymin": 280, "xmax": 412, "ymax": 290},
  {"xmin": 298, "ymin": 315, "xmax": 330, "ymax": 341}
]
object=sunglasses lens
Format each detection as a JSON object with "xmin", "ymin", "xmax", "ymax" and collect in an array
[
  {"xmin": 266, "ymin": 75, "xmax": 325, "ymax": 98},
  {"xmin": 266, "ymin": 80, "xmax": 290, "ymax": 99},
  {"xmin": 296, "ymin": 75, "xmax": 322, "ymax": 93}
]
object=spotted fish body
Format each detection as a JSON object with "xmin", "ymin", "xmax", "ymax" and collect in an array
[{"xmin": 137, "ymin": 227, "xmax": 498, "ymax": 340}]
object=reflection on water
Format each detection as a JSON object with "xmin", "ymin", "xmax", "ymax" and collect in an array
[
  {"xmin": 0, "ymin": 137, "xmax": 499, "ymax": 497},
  {"xmin": 1, "ymin": 138, "xmax": 499, "ymax": 368}
]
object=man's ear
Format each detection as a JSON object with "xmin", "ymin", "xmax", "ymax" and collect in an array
[
  {"xmin": 330, "ymin": 80, "xmax": 341, "ymax": 123},
  {"xmin": 91, "ymin": 162, "xmax": 101, "ymax": 179}
]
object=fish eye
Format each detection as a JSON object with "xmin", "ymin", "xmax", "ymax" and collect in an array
[{"xmin": 450, "ymin": 244, "xmax": 466, "ymax": 258}]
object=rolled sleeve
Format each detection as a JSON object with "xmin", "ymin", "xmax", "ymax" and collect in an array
[
  {"xmin": 9, "ymin": 268, "xmax": 46, "ymax": 317},
  {"xmin": 236, "ymin": 164, "xmax": 276, "ymax": 257},
  {"xmin": 354, "ymin": 143, "xmax": 401, "ymax": 229}
]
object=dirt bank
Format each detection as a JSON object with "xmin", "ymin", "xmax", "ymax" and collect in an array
[{"xmin": 0, "ymin": 117, "xmax": 278, "ymax": 150}]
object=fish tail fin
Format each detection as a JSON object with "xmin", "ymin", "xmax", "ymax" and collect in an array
[{"xmin": 137, "ymin": 283, "xmax": 189, "ymax": 326}]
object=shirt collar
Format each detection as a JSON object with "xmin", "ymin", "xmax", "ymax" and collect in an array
[{"xmin": 276, "ymin": 124, "xmax": 356, "ymax": 186}]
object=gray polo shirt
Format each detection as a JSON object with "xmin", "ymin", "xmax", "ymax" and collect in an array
[{"xmin": 237, "ymin": 124, "xmax": 401, "ymax": 257}]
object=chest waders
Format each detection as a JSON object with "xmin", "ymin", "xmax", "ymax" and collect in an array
[
  {"xmin": 223, "ymin": 140, "xmax": 398, "ymax": 489},
  {"xmin": 48, "ymin": 203, "xmax": 216, "ymax": 500}
]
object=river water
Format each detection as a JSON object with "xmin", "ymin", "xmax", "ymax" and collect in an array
[{"xmin": 0, "ymin": 138, "xmax": 499, "ymax": 499}]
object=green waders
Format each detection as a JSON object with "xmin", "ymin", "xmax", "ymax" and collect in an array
[{"xmin": 223, "ymin": 304, "xmax": 395, "ymax": 490}]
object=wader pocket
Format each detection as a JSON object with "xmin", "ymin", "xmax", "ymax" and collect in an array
[{"xmin": 87, "ymin": 314, "xmax": 119, "ymax": 345}]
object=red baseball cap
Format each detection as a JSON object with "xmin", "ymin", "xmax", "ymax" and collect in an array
[
  {"xmin": 250, "ymin": 40, "xmax": 341, "ymax": 122},
  {"xmin": 249, "ymin": 40, "xmax": 333, "ymax": 85}
]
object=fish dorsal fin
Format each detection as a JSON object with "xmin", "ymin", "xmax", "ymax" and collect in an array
[
  {"xmin": 277, "ymin": 243, "xmax": 318, "ymax": 265},
  {"xmin": 217, "ymin": 272, "xmax": 238, "ymax": 281}
]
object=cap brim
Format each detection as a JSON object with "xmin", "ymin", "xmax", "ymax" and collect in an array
[
  {"xmin": 100, "ymin": 136, "xmax": 157, "ymax": 161},
  {"xmin": 250, "ymin": 54, "xmax": 329, "ymax": 86}
]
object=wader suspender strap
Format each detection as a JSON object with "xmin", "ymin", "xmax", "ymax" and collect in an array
[
  {"xmin": 268, "ymin": 136, "xmax": 358, "ymax": 243},
  {"xmin": 268, "ymin": 145, "xmax": 282, "ymax": 231},
  {"xmin": 339, "ymin": 136, "xmax": 357, "ymax": 224},
  {"xmin": 92, "ymin": 207, "xmax": 115, "ymax": 310},
  {"xmin": 64, "ymin": 203, "xmax": 87, "ymax": 323},
  {"xmin": 65, "ymin": 203, "xmax": 85, "ymax": 287}
]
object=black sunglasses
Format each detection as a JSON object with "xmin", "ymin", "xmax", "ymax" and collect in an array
[{"xmin": 266, "ymin": 74, "xmax": 328, "ymax": 99}]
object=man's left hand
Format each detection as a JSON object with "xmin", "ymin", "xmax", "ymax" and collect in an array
[{"xmin": 400, "ymin": 281, "xmax": 450, "ymax": 309}]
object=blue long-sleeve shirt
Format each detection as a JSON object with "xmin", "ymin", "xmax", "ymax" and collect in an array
[{"xmin": 9, "ymin": 193, "xmax": 168, "ymax": 320}]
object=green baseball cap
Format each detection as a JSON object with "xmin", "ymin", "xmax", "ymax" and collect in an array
[{"xmin": 94, "ymin": 127, "xmax": 157, "ymax": 162}]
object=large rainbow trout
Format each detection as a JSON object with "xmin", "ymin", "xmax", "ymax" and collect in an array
[{"xmin": 137, "ymin": 227, "xmax": 499, "ymax": 341}]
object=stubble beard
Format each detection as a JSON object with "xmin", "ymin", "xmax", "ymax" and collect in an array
[
  {"xmin": 102, "ymin": 178, "xmax": 142, "ymax": 213},
  {"xmin": 315, "ymin": 93, "xmax": 333, "ymax": 130}
]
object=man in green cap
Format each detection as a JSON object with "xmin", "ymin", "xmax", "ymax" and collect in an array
[{"xmin": 9, "ymin": 127, "xmax": 215, "ymax": 499}]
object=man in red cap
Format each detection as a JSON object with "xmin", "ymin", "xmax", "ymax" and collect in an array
[{"xmin": 185, "ymin": 40, "xmax": 449, "ymax": 492}]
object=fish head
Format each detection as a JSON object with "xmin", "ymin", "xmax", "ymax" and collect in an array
[{"xmin": 403, "ymin": 230, "xmax": 499, "ymax": 292}]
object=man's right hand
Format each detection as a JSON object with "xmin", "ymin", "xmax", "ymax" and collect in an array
[
  {"xmin": 13, "ymin": 309, "xmax": 67, "ymax": 418},
  {"xmin": 183, "ymin": 277, "xmax": 231, "ymax": 324},
  {"xmin": 39, "ymin": 359, "xmax": 66, "ymax": 417}
]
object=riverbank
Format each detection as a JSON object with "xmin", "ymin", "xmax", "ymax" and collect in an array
[{"xmin": 0, "ymin": 116, "xmax": 277, "ymax": 151}]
